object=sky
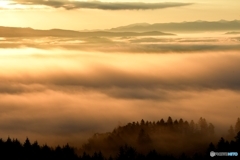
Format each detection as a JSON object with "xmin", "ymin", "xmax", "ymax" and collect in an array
[
  {"xmin": 0, "ymin": 0, "xmax": 239, "ymax": 30},
  {"xmin": 0, "ymin": 0, "xmax": 240, "ymax": 147}
]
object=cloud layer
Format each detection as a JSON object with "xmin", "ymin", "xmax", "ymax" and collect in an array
[
  {"xmin": 14, "ymin": 0, "xmax": 192, "ymax": 10},
  {"xmin": 0, "ymin": 31, "xmax": 240, "ymax": 147},
  {"xmin": 1, "ymin": 52, "xmax": 240, "ymax": 96},
  {"xmin": 1, "ymin": 35, "xmax": 240, "ymax": 53}
]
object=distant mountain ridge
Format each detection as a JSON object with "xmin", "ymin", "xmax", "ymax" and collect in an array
[
  {"xmin": 225, "ymin": 31, "xmax": 240, "ymax": 34},
  {"xmin": 0, "ymin": 26, "xmax": 174, "ymax": 37},
  {"xmin": 109, "ymin": 20, "xmax": 240, "ymax": 32},
  {"xmin": 1, "ymin": 20, "xmax": 239, "ymax": 37}
]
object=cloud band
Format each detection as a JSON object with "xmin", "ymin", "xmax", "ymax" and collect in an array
[{"xmin": 14, "ymin": 0, "xmax": 192, "ymax": 10}]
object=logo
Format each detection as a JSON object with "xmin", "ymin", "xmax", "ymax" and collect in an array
[
  {"xmin": 210, "ymin": 151, "xmax": 238, "ymax": 157},
  {"xmin": 210, "ymin": 151, "xmax": 215, "ymax": 157},
  {"xmin": 228, "ymin": 152, "xmax": 238, "ymax": 156}
]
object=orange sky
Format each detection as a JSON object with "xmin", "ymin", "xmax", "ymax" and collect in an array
[
  {"xmin": 0, "ymin": 0, "xmax": 240, "ymax": 147},
  {"xmin": 0, "ymin": 0, "xmax": 240, "ymax": 30}
]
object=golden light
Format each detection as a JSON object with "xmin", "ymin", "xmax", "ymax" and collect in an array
[
  {"xmin": 0, "ymin": 1, "xmax": 10, "ymax": 9},
  {"xmin": 0, "ymin": 0, "xmax": 51, "ymax": 10}
]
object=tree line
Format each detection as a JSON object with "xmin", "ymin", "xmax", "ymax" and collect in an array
[
  {"xmin": 0, "ymin": 132, "xmax": 239, "ymax": 160},
  {"xmin": 82, "ymin": 117, "xmax": 232, "ymax": 156},
  {"xmin": 0, "ymin": 117, "xmax": 239, "ymax": 160}
]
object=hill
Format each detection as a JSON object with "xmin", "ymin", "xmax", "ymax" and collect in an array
[
  {"xmin": 82, "ymin": 117, "xmax": 217, "ymax": 157},
  {"xmin": 109, "ymin": 20, "xmax": 240, "ymax": 32},
  {"xmin": 0, "ymin": 26, "xmax": 174, "ymax": 37}
]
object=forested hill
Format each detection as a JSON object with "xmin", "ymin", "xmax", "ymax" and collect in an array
[
  {"xmin": 82, "ymin": 117, "xmax": 240, "ymax": 157},
  {"xmin": 0, "ymin": 117, "xmax": 239, "ymax": 160}
]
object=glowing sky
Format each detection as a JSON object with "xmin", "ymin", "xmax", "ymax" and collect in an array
[
  {"xmin": 0, "ymin": 0, "xmax": 240, "ymax": 147},
  {"xmin": 0, "ymin": 0, "xmax": 240, "ymax": 30}
]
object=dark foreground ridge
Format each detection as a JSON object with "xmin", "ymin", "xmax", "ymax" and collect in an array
[{"xmin": 0, "ymin": 117, "xmax": 239, "ymax": 160}]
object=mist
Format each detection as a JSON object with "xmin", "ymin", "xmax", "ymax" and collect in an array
[{"xmin": 0, "ymin": 31, "xmax": 240, "ymax": 148}]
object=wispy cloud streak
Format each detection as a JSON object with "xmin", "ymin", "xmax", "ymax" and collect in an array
[{"xmin": 14, "ymin": 0, "xmax": 192, "ymax": 10}]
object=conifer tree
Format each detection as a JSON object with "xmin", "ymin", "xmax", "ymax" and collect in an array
[
  {"xmin": 235, "ymin": 118, "xmax": 240, "ymax": 133},
  {"xmin": 227, "ymin": 125, "xmax": 235, "ymax": 140},
  {"xmin": 167, "ymin": 117, "xmax": 173, "ymax": 125}
]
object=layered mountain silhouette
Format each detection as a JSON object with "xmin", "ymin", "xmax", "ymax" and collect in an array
[
  {"xmin": 2, "ymin": 20, "xmax": 239, "ymax": 38},
  {"xmin": 225, "ymin": 31, "xmax": 240, "ymax": 35},
  {"xmin": 109, "ymin": 20, "xmax": 240, "ymax": 32},
  {"xmin": 0, "ymin": 26, "xmax": 174, "ymax": 37}
]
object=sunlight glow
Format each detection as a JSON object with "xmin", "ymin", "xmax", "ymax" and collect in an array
[
  {"xmin": 0, "ymin": 0, "xmax": 51, "ymax": 10},
  {"xmin": 0, "ymin": 1, "xmax": 10, "ymax": 8}
]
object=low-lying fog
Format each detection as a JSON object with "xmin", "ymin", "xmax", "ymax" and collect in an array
[{"xmin": 0, "ymin": 33, "xmax": 240, "ymax": 147}]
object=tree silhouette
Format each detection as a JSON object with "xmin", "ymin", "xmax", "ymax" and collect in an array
[
  {"xmin": 82, "ymin": 152, "xmax": 91, "ymax": 160},
  {"xmin": 189, "ymin": 120, "xmax": 195, "ymax": 133},
  {"xmin": 146, "ymin": 150, "xmax": 159, "ymax": 160},
  {"xmin": 24, "ymin": 137, "xmax": 31, "ymax": 148},
  {"xmin": 216, "ymin": 137, "xmax": 226, "ymax": 151},
  {"xmin": 235, "ymin": 131, "xmax": 240, "ymax": 144},
  {"xmin": 167, "ymin": 116, "xmax": 173, "ymax": 125},
  {"xmin": 206, "ymin": 142, "xmax": 215, "ymax": 154},
  {"xmin": 227, "ymin": 125, "xmax": 235, "ymax": 140},
  {"xmin": 160, "ymin": 118, "xmax": 165, "ymax": 125},
  {"xmin": 137, "ymin": 129, "xmax": 151, "ymax": 144},
  {"xmin": 179, "ymin": 153, "xmax": 190, "ymax": 160},
  {"xmin": 179, "ymin": 118, "xmax": 184, "ymax": 125},
  {"xmin": 92, "ymin": 151, "xmax": 104, "ymax": 160},
  {"xmin": 116, "ymin": 145, "xmax": 137, "ymax": 160},
  {"xmin": 1, "ymin": 117, "xmax": 239, "ymax": 160},
  {"xmin": 198, "ymin": 117, "xmax": 208, "ymax": 134},
  {"xmin": 174, "ymin": 120, "xmax": 179, "ymax": 125},
  {"xmin": 235, "ymin": 118, "xmax": 240, "ymax": 133},
  {"xmin": 208, "ymin": 123, "xmax": 214, "ymax": 136},
  {"xmin": 192, "ymin": 153, "xmax": 203, "ymax": 160}
]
